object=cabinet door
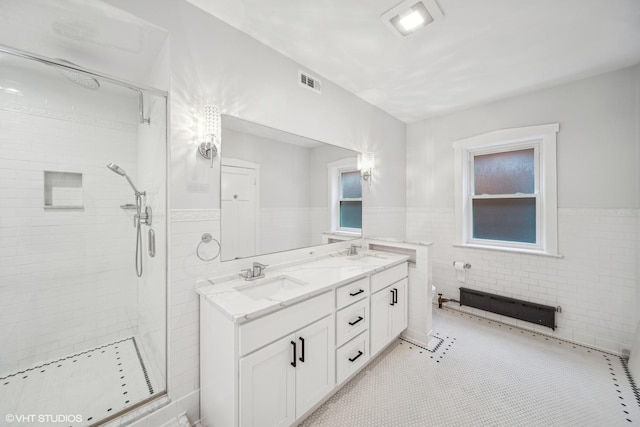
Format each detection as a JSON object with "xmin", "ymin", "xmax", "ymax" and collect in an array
[
  {"xmin": 370, "ymin": 285, "xmax": 393, "ymax": 355},
  {"xmin": 295, "ymin": 316, "xmax": 335, "ymax": 416},
  {"xmin": 240, "ymin": 334, "xmax": 296, "ymax": 427},
  {"xmin": 390, "ymin": 278, "xmax": 408, "ymax": 337}
]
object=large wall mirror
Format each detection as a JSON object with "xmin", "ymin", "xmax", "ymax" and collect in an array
[{"xmin": 220, "ymin": 115, "xmax": 362, "ymax": 261}]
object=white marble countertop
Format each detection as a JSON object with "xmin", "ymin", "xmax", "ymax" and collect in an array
[{"xmin": 197, "ymin": 250, "xmax": 409, "ymax": 323}]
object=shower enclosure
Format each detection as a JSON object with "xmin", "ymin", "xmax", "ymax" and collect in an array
[{"xmin": 0, "ymin": 46, "xmax": 167, "ymax": 426}]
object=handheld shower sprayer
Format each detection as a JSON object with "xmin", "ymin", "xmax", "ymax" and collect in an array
[
  {"xmin": 107, "ymin": 163, "xmax": 153, "ymax": 277},
  {"xmin": 107, "ymin": 163, "xmax": 143, "ymax": 196}
]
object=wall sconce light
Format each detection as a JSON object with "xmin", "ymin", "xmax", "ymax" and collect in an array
[
  {"xmin": 198, "ymin": 105, "xmax": 220, "ymax": 168},
  {"xmin": 357, "ymin": 152, "xmax": 375, "ymax": 185}
]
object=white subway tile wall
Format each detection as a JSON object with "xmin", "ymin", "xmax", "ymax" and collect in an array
[
  {"xmin": 406, "ymin": 207, "xmax": 638, "ymax": 353},
  {"xmin": 169, "ymin": 214, "xmax": 222, "ymax": 399},
  {"xmin": 136, "ymin": 94, "xmax": 169, "ymax": 389},
  {"xmin": 363, "ymin": 207, "xmax": 406, "ymax": 240},
  {"xmin": 0, "ymin": 106, "xmax": 141, "ymax": 375}
]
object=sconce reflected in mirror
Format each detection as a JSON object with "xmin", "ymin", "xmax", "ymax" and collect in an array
[
  {"xmin": 198, "ymin": 105, "xmax": 220, "ymax": 168},
  {"xmin": 357, "ymin": 152, "xmax": 375, "ymax": 185}
]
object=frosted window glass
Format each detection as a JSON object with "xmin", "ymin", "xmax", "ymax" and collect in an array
[
  {"xmin": 474, "ymin": 149, "xmax": 534, "ymax": 195},
  {"xmin": 341, "ymin": 171, "xmax": 362, "ymax": 199},
  {"xmin": 472, "ymin": 198, "xmax": 536, "ymax": 243},
  {"xmin": 340, "ymin": 201, "xmax": 362, "ymax": 228}
]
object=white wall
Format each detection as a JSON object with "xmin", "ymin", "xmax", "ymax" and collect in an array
[
  {"xmin": 104, "ymin": 0, "xmax": 407, "ymax": 421},
  {"xmin": 223, "ymin": 128, "xmax": 312, "ymax": 254},
  {"xmin": 407, "ymin": 65, "xmax": 640, "ymax": 353},
  {"xmin": 223, "ymin": 128, "xmax": 311, "ymax": 209},
  {"xmin": 0, "ymin": 57, "xmax": 141, "ymax": 374}
]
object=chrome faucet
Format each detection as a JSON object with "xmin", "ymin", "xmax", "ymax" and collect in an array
[
  {"xmin": 347, "ymin": 244, "xmax": 362, "ymax": 256},
  {"xmin": 252, "ymin": 262, "xmax": 267, "ymax": 278},
  {"xmin": 240, "ymin": 262, "xmax": 269, "ymax": 281}
]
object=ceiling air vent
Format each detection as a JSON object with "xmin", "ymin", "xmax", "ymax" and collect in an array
[{"xmin": 299, "ymin": 70, "xmax": 322, "ymax": 94}]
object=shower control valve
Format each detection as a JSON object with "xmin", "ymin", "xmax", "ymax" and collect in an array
[{"xmin": 135, "ymin": 206, "xmax": 153, "ymax": 226}]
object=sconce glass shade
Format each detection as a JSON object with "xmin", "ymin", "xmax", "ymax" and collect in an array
[
  {"xmin": 199, "ymin": 105, "xmax": 221, "ymax": 167},
  {"xmin": 357, "ymin": 152, "xmax": 375, "ymax": 182},
  {"xmin": 357, "ymin": 152, "xmax": 375, "ymax": 170},
  {"xmin": 203, "ymin": 105, "xmax": 221, "ymax": 139}
]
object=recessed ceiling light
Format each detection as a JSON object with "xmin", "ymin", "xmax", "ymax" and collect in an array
[
  {"xmin": 398, "ymin": 9, "xmax": 426, "ymax": 32},
  {"xmin": 381, "ymin": 0, "xmax": 443, "ymax": 38}
]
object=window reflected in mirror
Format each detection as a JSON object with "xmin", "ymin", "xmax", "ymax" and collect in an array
[{"xmin": 220, "ymin": 115, "xmax": 362, "ymax": 261}]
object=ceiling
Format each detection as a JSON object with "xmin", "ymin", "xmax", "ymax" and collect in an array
[
  {"xmin": 0, "ymin": 0, "xmax": 169, "ymax": 89},
  {"xmin": 185, "ymin": 0, "xmax": 640, "ymax": 123}
]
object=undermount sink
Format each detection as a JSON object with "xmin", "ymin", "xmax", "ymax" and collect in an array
[{"xmin": 235, "ymin": 275, "xmax": 309, "ymax": 301}]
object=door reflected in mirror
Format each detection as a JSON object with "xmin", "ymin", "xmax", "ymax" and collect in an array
[{"xmin": 221, "ymin": 115, "xmax": 362, "ymax": 261}]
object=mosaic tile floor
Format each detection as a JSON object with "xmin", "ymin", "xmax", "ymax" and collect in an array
[
  {"xmin": 302, "ymin": 307, "xmax": 640, "ymax": 426},
  {"xmin": 0, "ymin": 337, "xmax": 156, "ymax": 426}
]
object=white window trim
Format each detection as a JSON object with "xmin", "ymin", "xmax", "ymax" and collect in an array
[
  {"xmin": 327, "ymin": 158, "xmax": 361, "ymax": 234},
  {"xmin": 453, "ymin": 123, "xmax": 560, "ymax": 257}
]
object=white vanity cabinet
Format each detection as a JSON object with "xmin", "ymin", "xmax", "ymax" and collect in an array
[
  {"xmin": 200, "ymin": 256, "xmax": 411, "ymax": 427},
  {"xmin": 239, "ymin": 315, "xmax": 334, "ymax": 426},
  {"xmin": 370, "ymin": 264, "xmax": 408, "ymax": 356},
  {"xmin": 201, "ymin": 291, "xmax": 334, "ymax": 427}
]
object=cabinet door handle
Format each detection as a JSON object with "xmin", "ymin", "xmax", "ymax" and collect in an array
[
  {"xmin": 393, "ymin": 288, "xmax": 398, "ymax": 304},
  {"xmin": 299, "ymin": 336, "xmax": 305, "ymax": 363},
  {"xmin": 348, "ymin": 350, "xmax": 363, "ymax": 363},
  {"xmin": 389, "ymin": 289, "xmax": 395, "ymax": 306},
  {"xmin": 349, "ymin": 289, "xmax": 364, "ymax": 297},
  {"xmin": 348, "ymin": 316, "xmax": 364, "ymax": 326},
  {"xmin": 290, "ymin": 340, "xmax": 297, "ymax": 367}
]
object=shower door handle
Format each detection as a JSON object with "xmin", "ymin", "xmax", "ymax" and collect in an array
[{"xmin": 148, "ymin": 229, "xmax": 156, "ymax": 257}]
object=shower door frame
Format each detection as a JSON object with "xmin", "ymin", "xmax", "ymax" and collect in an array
[{"xmin": 0, "ymin": 43, "xmax": 170, "ymax": 425}]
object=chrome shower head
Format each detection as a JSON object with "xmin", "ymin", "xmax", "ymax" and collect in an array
[
  {"xmin": 107, "ymin": 163, "xmax": 142, "ymax": 195},
  {"xmin": 56, "ymin": 59, "xmax": 100, "ymax": 90},
  {"xmin": 107, "ymin": 163, "xmax": 126, "ymax": 176}
]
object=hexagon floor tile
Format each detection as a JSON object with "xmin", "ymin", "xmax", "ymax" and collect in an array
[{"xmin": 301, "ymin": 308, "xmax": 640, "ymax": 426}]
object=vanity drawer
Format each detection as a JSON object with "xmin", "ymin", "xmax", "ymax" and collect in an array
[
  {"xmin": 336, "ymin": 332, "xmax": 369, "ymax": 385},
  {"xmin": 371, "ymin": 262, "xmax": 408, "ymax": 294},
  {"xmin": 239, "ymin": 291, "xmax": 333, "ymax": 356},
  {"xmin": 336, "ymin": 300, "xmax": 368, "ymax": 347},
  {"xmin": 336, "ymin": 277, "xmax": 369, "ymax": 309}
]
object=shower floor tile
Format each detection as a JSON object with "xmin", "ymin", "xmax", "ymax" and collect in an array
[
  {"xmin": 0, "ymin": 337, "xmax": 156, "ymax": 426},
  {"xmin": 302, "ymin": 307, "xmax": 640, "ymax": 426}
]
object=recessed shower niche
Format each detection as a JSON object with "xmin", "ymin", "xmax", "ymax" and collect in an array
[{"xmin": 43, "ymin": 171, "xmax": 84, "ymax": 209}]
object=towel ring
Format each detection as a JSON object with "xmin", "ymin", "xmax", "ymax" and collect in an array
[{"xmin": 196, "ymin": 233, "xmax": 221, "ymax": 262}]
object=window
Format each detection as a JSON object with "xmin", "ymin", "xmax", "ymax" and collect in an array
[
  {"xmin": 339, "ymin": 170, "xmax": 362, "ymax": 230},
  {"xmin": 328, "ymin": 158, "xmax": 362, "ymax": 234},
  {"xmin": 453, "ymin": 124, "xmax": 559, "ymax": 256}
]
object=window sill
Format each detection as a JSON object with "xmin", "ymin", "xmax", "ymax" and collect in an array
[
  {"xmin": 453, "ymin": 243, "xmax": 563, "ymax": 258},
  {"xmin": 328, "ymin": 230, "xmax": 362, "ymax": 237}
]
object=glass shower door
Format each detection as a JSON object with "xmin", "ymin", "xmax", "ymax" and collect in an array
[{"xmin": 0, "ymin": 48, "xmax": 167, "ymax": 426}]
